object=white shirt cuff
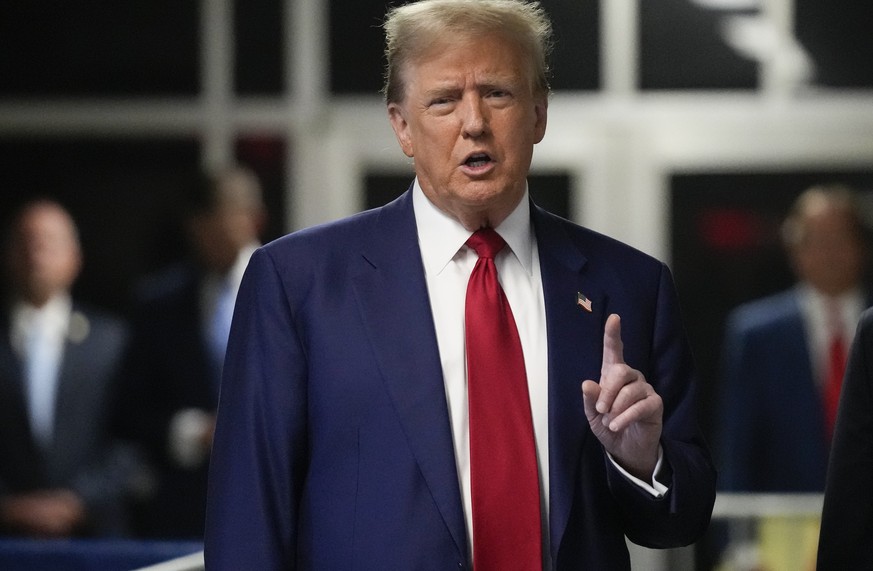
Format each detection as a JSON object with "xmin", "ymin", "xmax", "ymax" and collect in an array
[
  {"xmin": 168, "ymin": 408, "xmax": 212, "ymax": 469},
  {"xmin": 607, "ymin": 446, "xmax": 668, "ymax": 498}
]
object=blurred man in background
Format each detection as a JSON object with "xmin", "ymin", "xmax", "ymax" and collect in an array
[
  {"xmin": 716, "ymin": 183, "xmax": 870, "ymax": 569},
  {"xmin": 0, "ymin": 200, "xmax": 133, "ymax": 537},
  {"xmin": 718, "ymin": 183, "xmax": 870, "ymax": 491},
  {"xmin": 117, "ymin": 166, "xmax": 265, "ymax": 539}
]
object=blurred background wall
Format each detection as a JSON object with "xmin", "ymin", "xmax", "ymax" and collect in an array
[{"xmin": 1, "ymin": 1, "xmax": 872, "ymax": 567}]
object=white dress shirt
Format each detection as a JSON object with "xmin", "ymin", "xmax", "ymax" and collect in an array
[
  {"xmin": 170, "ymin": 242, "xmax": 259, "ymax": 468},
  {"xmin": 412, "ymin": 179, "xmax": 665, "ymax": 564},
  {"xmin": 413, "ymin": 181, "xmax": 550, "ymax": 562},
  {"xmin": 11, "ymin": 294, "xmax": 72, "ymax": 449},
  {"xmin": 797, "ymin": 283, "xmax": 865, "ymax": 388}
]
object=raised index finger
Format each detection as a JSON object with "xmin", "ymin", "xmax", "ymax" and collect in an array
[
  {"xmin": 596, "ymin": 313, "xmax": 626, "ymax": 414},
  {"xmin": 601, "ymin": 313, "xmax": 625, "ymax": 377}
]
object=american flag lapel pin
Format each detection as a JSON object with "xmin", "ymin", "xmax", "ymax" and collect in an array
[{"xmin": 576, "ymin": 292, "xmax": 592, "ymax": 313}]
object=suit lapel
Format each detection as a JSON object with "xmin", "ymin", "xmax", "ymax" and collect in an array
[
  {"xmin": 0, "ymin": 320, "xmax": 37, "ymax": 446},
  {"xmin": 46, "ymin": 310, "xmax": 92, "ymax": 479},
  {"xmin": 351, "ymin": 191, "xmax": 468, "ymax": 559},
  {"xmin": 0, "ymin": 313, "xmax": 59, "ymax": 480},
  {"xmin": 0, "ymin": 317, "xmax": 27, "ymax": 406},
  {"xmin": 532, "ymin": 205, "xmax": 607, "ymax": 562}
]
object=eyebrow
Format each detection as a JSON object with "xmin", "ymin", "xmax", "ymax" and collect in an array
[{"xmin": 423, "ymin": 74, "xmax": 521, "ymax": 96}]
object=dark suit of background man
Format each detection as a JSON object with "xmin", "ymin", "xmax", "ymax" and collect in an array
[
  {"xmin": 718, "ymin": 184, "xmax": 870, "ymax": 494},
  {"xmin": 117, "ymin": 166, "xmax": 265, "ymax": 538},
  {"xmin": 205, "ymin": 1, "xmax": 716, "ymax": 569},
  {"xmin": 0, "ymin": 200, "xmax": 133, "ymax": 537},
  {"xmin": 818, "ymin": 306, "xmax": 873, "ymax": 569}
]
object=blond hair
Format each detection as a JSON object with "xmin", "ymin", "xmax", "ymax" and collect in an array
[{"xmin": 382, "ymin": 0, "xmax": 553, "ymax": 104}]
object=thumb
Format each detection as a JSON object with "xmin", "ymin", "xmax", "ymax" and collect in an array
[{"xmin": 581, "ymin": 379, "xmax": 601, "ymax": 421}]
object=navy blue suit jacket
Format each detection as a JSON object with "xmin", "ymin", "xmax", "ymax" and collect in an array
[
  {"xmin": 205, "ymin": 190, "xmax": 715, "ymax": 570},
  {"xmin": 718, "ymin": 289, "xmax": 833, "ymax": 491},
  {"xmin": 0, "ymin": 303, "xmax": 132, "ymax": 535},
  {"xmin": 117, "ymin": 264, "xmax": 218, "ymax": 538}
]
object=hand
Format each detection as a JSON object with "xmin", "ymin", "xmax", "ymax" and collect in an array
[
  {"xmin": 0, "ymin": 489, "xmax": 86, "ymax": 537},
  {"xmin": 201, "ymin": 413, "xmax": 217, "ymax": 450},
  {"xmin": 581, "ymin": 314, "xmax": 663, "ymax": 481}
]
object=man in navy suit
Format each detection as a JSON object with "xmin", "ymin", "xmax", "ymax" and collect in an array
[
  {"xmin": 717, "ymin": 184, "xmax": 870, "ymax": 493},
  {"xmin": 0, "ymin": 200, "xmax": 133, "ymax": 537},
  {"xmin": 205, "ymin": 1, "xmax": 716, "ymax": 569},
  {"xmin": 117, "ymin": 166, "xmax": 264, "ymax": 538}
]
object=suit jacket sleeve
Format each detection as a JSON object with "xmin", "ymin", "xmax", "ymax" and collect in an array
[
  {"xmin": 206, "ymin": 247, "xmax": 304, "ymax": 570},
  {"xmin": 607, "ymin": 262, "xmax": 716, "ymax": 548}
]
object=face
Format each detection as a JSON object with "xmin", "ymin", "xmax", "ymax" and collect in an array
[
  {"xmin": 190, "ymin": 205, "xmax": 260, "ymax": 274},
  {"xmin": 7, "ymin": 203, "xmax": 82, "ymax": 306},
  {"xmin": 791, "ymin": 203, "xmax": 867, "ymax": 296},
  {"xmin": 189, "ymin": 179, "xmax": 264, "ymax": 275},
  {"xmin": 387, "ymin": 32, "xmax": 548, "ymax": 230}
]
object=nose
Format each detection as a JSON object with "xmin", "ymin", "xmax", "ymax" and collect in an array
[{"xmin": 460, "ymin": 94, "xmax": 487, "ymax": 138}]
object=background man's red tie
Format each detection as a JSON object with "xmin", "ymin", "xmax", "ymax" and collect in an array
[
  {"xmin": 465, "ymin": 228, "xmax": 542, "ymax": 570},
  {"xmin": 824, "ymin": 302, "xmax": 847, "ymax": 441}
]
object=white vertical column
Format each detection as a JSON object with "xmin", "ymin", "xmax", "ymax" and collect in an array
[
  {"xmin": 289, "ymin": 0, "xmax": 327, "ymax": 117},
  {"xmin": 287, "ymin": 0, "xmax": 333, "ymax": 231},
  {"xmin": 760, "ymin": 0, "xmax": 796, "ymax": 97},
  {"xmin": 600, "ymin": 0, "xmax": 639, "ymax": 96},
  {"xmin": 200, "ymin": 0, "xmax": 235, "ymax": 169}
]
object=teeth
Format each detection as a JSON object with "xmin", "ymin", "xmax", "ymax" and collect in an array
[{"xmin": 466, "ymin": 154, "xmax": 490, "ymax": 167}]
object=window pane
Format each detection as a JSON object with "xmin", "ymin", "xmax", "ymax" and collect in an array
[
  {"xmin": 329, "ymin": 0, "xmax": 386, "ymax": 95},
  {"xmin": 0, "ymin": 3, "xmax": 199, "ymax": 97},
  {"xmin": 542, "ymin": 0, "xmax": 599, "ymax": 91},
  {"xmin": 795, "ymin": 0, "xmax": 873, "ymax": 88},
  {"xmin": 235, "ymin": 0, "xmax": 284, "ymax": 95},
  {"xmin": 639, "ymin": 0, "xmax": 758, "ymax": 90}
]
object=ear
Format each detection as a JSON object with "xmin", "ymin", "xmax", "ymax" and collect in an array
[
  {"xmin": 533, "ymin": 96, "xmax": 548, "ymax": 144},
  {"xmin": 388, "ymin": 102, "xmax": 414, "ymax": 158}
]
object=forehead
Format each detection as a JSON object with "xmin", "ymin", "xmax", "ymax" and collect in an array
[
  {"xmin": 404, "ymin": 31, "xmax": 531, "ymax": 86},
  {"xmin": 16, "ymin": 206, "xmax": 76, "ymax": 239}
]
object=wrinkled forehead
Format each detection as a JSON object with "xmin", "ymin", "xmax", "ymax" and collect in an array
[{"xmin": 399, "ymin": 29, "xmax": 535, "ymax": 89}]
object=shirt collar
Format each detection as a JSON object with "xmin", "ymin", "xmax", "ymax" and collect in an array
[
  {"xmin": 799, "ymin": 282, "xmax": 864, "ymax": 307},
  {"xmin": 229, "ymin": 242, "xmax": 258, "ymax": 289},
  {"xmin": 412, "ymin": 178, "xmax": 534, "ymax": 277},
  {"xmin": 11, "ymin": 294, "xmax": 72, "ymax": 326},
  {"xmin": 798, "ymin": 282, "xmax": 866, "ymax": 329},
  {"xmin": 204, "ymin": 242, "xmax": 259, "ymax": 293},
  {"xmin": 10, "ymin": 293, "xmax": 73, "ymax": 352}
]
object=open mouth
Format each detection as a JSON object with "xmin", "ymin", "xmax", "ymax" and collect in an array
[{"xmin": 464, "ymin": 153, "xmax": 492, "ymax": 168}]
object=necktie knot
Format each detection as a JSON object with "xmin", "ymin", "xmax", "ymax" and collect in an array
[{"xmin": 467, "ymin": 228, "xmax": 505, "ymax": 260}]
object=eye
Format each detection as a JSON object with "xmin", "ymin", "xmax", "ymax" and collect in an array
[
  {"xmin": 485, "ymin": 88, "xmax": 513, "ymax": 108},
  {"xmin": 426, "ymin": 95, "xmax": 457, "ymax": 115}
]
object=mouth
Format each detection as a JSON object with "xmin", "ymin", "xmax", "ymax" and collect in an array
[{"xmin": 463, "ymin": 152, "xmax": 493, "ymax": 168}]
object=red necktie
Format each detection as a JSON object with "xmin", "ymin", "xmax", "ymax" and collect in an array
[
  {"xmin": 465, "ymin": 228, "xmax": 542, "ymax": 571},
  {"xmin": 823, "ymin": 305, "xmax": 847, "ymax": 441}
]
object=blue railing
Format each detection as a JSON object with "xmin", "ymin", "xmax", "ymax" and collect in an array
[{"xmin": 0, "ymin": 538, "xmax": 203, "ymax": 571}]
